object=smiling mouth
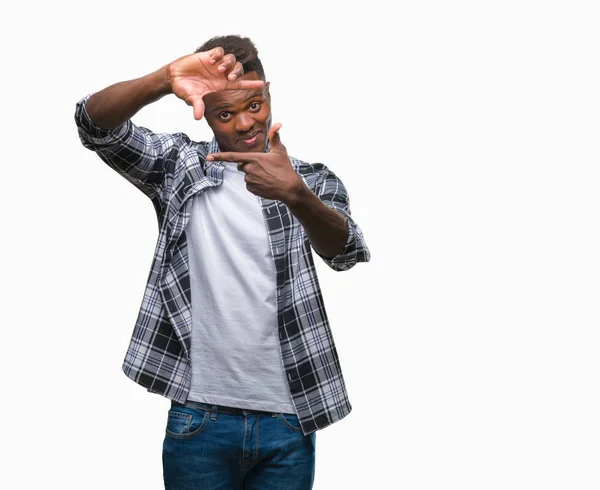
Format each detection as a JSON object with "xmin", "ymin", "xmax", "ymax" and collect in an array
[{"xmin": 240, "ymin": 131, "xmax": 261, "ymax": 144}]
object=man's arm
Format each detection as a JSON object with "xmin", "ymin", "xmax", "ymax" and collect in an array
[
  {"xmin": 74, "ymin": 49, "xmax": 264, "ymax": 202},
  {"xmin": 285, "ymin": 166, "xmax": 371, "ymax": 272},
  {"xmin": 84, "ymin": 65, "xmax": 172, "ymax": 130},
  {"xmin": 284, "ymin": 185, "xmax": 349, "ymax": 259},
  {"xmin": 84, "ymin": 48, "xmax": 264, "ymax": 129},
  {"xmin": 74, "ymin": 90, "xmax": 175, "ymax": 203},
  {"xmin": 74, "ymin": 66, "xmax": 176, "ymax": 202}
]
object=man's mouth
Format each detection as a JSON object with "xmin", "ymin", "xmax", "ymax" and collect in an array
[{"xmin": 240, "ymin": 131, "xmax": 261, "ymax": 145}]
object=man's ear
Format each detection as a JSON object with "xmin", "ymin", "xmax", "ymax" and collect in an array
[{"xmin": 265, "ymin": 81, "xmax": 270, "ymax": 97}]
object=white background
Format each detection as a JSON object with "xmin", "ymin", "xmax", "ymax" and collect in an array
[{"xmin": 2, "ymin": 0, "xmax": 599, "ymax": 488}]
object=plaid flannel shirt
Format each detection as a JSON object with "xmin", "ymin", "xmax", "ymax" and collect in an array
[{"xmin": 74, "ymin": 94, "xmax": 371, "ymax": 435}]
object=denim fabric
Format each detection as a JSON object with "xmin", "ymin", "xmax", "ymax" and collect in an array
[{"xmin": 162, "ymin": 400, "xmax": 317, "ymax": 489}]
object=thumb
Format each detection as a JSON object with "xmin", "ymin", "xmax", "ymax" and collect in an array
[
  {"xmin": 268, "ymin": 123, "xmax": 284, "ymax": 151},
  {"xmin": 190, "ymin": 96, "xmax": 205, "ymax": 121}
]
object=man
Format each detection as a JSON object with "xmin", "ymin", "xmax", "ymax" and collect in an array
[{"xmin": 74, "ymin": 35, "xmax": 370, "ymax": 489}]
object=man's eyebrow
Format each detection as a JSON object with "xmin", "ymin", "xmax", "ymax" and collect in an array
[{"xmin": 212, "ymin": 92, "xmax": 264, "ymax": 112}]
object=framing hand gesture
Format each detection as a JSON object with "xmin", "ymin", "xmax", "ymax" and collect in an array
[
  {"xmin": 206, "ymin": 124, "xmax": 304, "ymax": 203},
  {"xmin": 168, "ymin": 47, "xmax": 264, "ymax": 120}
]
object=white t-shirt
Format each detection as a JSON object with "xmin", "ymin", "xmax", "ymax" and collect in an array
[{"xmin": 185, "ymin": 159, "xmax": 296, "ymax": 414}]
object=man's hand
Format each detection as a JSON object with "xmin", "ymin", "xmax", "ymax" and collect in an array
[
  {"xmin": 168, "ymin": 47, "xmax": 265, "ymax": 120},
  {"xmin": 206, "ymin": 123, "xmax": 305, "ymax": 203}
]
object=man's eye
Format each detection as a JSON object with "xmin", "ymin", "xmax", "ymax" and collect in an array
[
  {"xmin": 219, "ymin": 112, "xmax": 231, "ymax": 121},
  {"xmin": 250, "ymin": 102, "xmax": 260, "ymax": 111}
]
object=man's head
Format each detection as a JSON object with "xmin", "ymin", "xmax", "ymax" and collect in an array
[{"xmin": 196, "ymin": 35, "xmax": 271, "ymax": 153}]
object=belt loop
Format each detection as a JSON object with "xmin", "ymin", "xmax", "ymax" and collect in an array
[{"xmin": 210, "ymin": 404, "xmax": 218, "ymax": 421}]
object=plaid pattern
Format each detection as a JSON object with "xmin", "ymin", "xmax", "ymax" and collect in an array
[{"xmin": 74, "ymin": 94, "xmax": 371, "ymax": 435}]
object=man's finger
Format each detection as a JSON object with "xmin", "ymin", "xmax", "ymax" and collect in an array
[
  {"xmin": 206, "ymin": 152, "xmax": 258, "ymax": 163},
  {"xmin": 190, "ymin": 96, "xmax": 205, "ymax": 121},
  {"xmin": 218, "ymin": 53, "xmax": 236, "ymax": 73},
  {"xmin": 226, "ymin": 79, "xmax": 265, "ymax": 90},
  {"xmin": 268, "ymin": 123, "xmax": 284, "ymax": 150},
  {"xmin": 207, "ymin": 46, "xmax": 224, "ymax": 64},
  {"xmin": 227, "ymin": 61, "xmax": 245, "ymax": 81}
]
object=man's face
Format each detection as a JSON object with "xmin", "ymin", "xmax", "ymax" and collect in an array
[{"xmin": 203, "ymin": 71, "xmax": 271, "ymax": 154}]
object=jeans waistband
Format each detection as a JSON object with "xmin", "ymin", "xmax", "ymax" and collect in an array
[{"xmin": 172, "ymin": 399, "xmax": 280, "ymax": 417}]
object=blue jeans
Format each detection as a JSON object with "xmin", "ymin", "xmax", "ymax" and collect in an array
[{"xmin": 162, "ymin": 400, "xmax": 317, "ymax": 489}]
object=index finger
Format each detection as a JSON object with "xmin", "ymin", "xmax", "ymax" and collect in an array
[
  {"xmin": 206, "ymin": 152, "xmax": 259, "ymax": 163},
  {"xmin": 224, "ymin": 79, "xmax": 265, "ymax": 90}
]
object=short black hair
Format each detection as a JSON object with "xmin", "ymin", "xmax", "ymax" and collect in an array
[{"xmin": 196, "ymin": 35, "xmax": 265, "ymax": 80}]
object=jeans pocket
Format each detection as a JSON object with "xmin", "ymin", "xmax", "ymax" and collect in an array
[
  {"xmin": 165, "ymin": 406, "xmax": 209, "ymax": 439},
  {"xmin": 276, "ymin": 412, "xmax": 303, "ymax": 432}
]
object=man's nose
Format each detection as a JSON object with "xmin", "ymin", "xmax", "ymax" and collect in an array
[{"xmin": 235, "ymin": 113, "xmax": 254, "ymax": 132}]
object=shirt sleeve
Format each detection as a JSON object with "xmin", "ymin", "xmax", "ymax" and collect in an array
[
  {"xmin": 312, "ymin": 165, "xmax": 371, "ymax": 271},
  {"xmin": 74, "ymin": 93, "xmax": 179, "ymax": 204}
]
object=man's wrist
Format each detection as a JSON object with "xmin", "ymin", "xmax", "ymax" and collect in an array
[
  {"xmin": 283, "ymin": 179, "xmax": 311, "ymax": 207},
  {"xmin": 152, "ymin": 64, "xmax": 173, "ymax": 98}
]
